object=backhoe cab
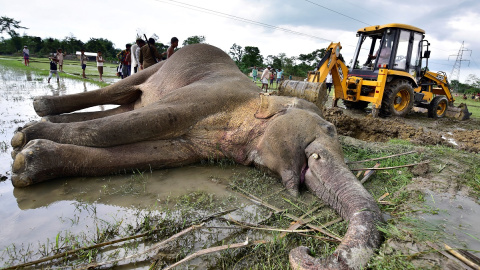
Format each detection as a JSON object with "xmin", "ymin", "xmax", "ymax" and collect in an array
[{"xmin": 279, "ymin": 23, "xmax": 471, "ymax": 120}]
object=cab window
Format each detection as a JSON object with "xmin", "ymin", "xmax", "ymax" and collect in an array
[{"xmin": 394, "ymin": 30, "xmax": 410, "ymax": 70}]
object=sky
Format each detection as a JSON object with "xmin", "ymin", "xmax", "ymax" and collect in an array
[{"xmin": 1, "ymin": 0, "xmax": 479, "ymax": 83}]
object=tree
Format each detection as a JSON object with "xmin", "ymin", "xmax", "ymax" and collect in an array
[
  {"xmin": 85, "ymin": 38, "xmax": 116, "ymax": 58},
  {"xmin": 0, "ymin": 16, "xmax": 28, "ymax": 37},
  {"xmin": 40, "ymin": 37, "xmax": 61, "ymax": 55},
  {"xmin": 298, "ymin": 48, "xmax": 326, "ymax": 67},
  {"xmin": 242, "ymin": 46, "xmax": 263, "ymax": 68},
  {"xmin": 182, "ymin": 35, "xmax": 206, "ymax": 46},
  {"xmin": 229, "ymin": 43, "xmax": 243, "ymax": 64},
  {"xmin": 61, "ymin": 34, "xmax": 84, "ymax": 55}
]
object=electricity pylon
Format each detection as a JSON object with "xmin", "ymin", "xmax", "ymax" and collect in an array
[{"xmin": 449, "ymin": 41, "xmax": 471, "ymax": 82}]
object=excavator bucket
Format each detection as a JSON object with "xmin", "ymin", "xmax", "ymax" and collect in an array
[
  {"xmin": 446, "ymin": 103, "xmax": 472, "ymax": 120},
  {"xmin": 278, "ymin": 80, "xmax": 329, "ymax": 109}
]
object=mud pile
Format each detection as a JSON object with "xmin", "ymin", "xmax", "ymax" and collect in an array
[
  {"xmin": 451, "ymin": 129, "xmax": 480, "ymax": 153},
  {"xmin": 324, "ymin": 108, "xmax": 443, "ymax": 144}
]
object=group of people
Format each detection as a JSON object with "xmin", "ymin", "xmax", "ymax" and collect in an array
[
  {"xmin": 44, "ymin": 36, "xmax": 179, "ymax": 83},
  {"xmin": 463, "ymin": 93, "xmax": 480, "ymax": 101},
  {"xmin": 253, "ymin": 66, "xmax": 284, "ymax": 92},
  {"xmin": 115, "ymin": 37, "xmax": 179, "ymax": 79}
]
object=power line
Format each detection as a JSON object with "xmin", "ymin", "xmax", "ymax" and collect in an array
[
  {"xmin": 154, "ymin": 0, "xmax": 334, "ymax": 43},
  {"xmin": 303, "ymin": 0, "xmax": 371, "ymax": 25}
]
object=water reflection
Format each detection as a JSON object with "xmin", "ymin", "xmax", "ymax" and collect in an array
[{"xmin": 0, "ymin": 64, "xmax": 260, "ymax": 268}]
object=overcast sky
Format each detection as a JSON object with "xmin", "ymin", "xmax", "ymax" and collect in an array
[{"xmin": 1, "ymin": 0, "xmax": 479, "ymax": 82}]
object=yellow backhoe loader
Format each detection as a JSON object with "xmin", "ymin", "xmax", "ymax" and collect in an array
[{"xmin": 279, "ymin": 23, "xmax": 471, "ymax": 120}]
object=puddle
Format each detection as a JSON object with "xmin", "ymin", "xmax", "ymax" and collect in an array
[
  {"xmin": 420, "ymin": 189, "xmax": 480, "ymax": 253},
  {"xmin": 0, "ymin": 64, "xmax": 262, "ymax": 268}
]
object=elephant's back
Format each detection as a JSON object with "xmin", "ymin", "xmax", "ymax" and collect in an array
[{"xmin": 136, "ymin": 44, "xmax": 258, "ymax": 107}]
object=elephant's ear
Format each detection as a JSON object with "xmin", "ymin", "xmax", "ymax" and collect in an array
[{"xmin": 254, "ymin": 94, "xmax": 289, "ymax": 119}]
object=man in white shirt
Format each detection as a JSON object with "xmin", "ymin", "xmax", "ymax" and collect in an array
[{"xmin": 261, "ymin": 66, "xmax": 271, "ymax": 92}]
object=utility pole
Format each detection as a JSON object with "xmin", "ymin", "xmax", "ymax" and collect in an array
[{"xmin": 449, "ymin": 41, "xmax": 471, "ymax": 83}]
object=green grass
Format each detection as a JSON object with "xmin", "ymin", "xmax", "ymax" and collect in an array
[{"xmin": 0, "ymin": 55, "xmax": 118, "ymax": 87}]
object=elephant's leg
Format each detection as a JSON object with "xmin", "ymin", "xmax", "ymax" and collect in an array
[
  {"xmin": 43, "ymin": 104, "xmax": 133, "ymax": 123},
  {"xmin": 11, "ymin": 138, "xmax": 203, "ymax": 187},
  {"xmin": 12, "ymin": 100, "xmax": 205, "ymax": 150},
  {"xmin": 34, "ymin": 63, "xmax": 164, "ymax": 116}
]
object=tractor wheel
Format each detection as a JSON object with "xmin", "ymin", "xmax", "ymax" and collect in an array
[
  {"xmin": 381, "ymin": 79, "xmax": 414, "ymax": 117},
  {"xmin": 428, "ymin": 96, "xmax": 448, "ymax": 118},
  {"xmin": 343, "ymin": 100, "xmax": 369, "ymax": 110}
]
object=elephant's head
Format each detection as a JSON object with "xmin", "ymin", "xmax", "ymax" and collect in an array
[{"xmin": 254, "ymin": 95, "xmax": 383, "ymax": 269}]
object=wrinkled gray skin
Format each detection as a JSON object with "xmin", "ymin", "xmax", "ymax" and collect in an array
[{"xmin": 11, "ymin": 44, "xmax": 382, "ymax": 269}]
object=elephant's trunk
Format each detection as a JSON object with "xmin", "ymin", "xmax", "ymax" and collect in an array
[{"xmin": 289, "ymin": 149, "xmax": 383, "ymax": 270}]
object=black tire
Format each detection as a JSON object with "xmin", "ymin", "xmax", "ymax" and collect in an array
[
  {"xmin": 428, "ymin": 96, "xmax": 448, "ymax": 118},
  {"xmin": 343, "ymin": 100, "xmax": 369, "ymax": 110},
  {"xmin": 381, "ymin": 79, "xmax": 414, "ymax": 117}
]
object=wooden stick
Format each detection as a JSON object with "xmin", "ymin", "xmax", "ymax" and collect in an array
[
  {"xmin": 233, "ymin": 185, "xmax": 342, "ymax": 241},
  {"xmin": 426, "ymin": 242, "xmax": 475, "ymax": 270},
  {"xmin": 350, "ymin": 160, "xmax": 430, "ymax": 171},
  {"xmin": 360, "ymin": 162, "xmax": 380, "ymax": 184},
  {"xmin": 279, "ymin": 206, "xmax": 322, "ymax": 238},
  {"xmin": 444, "ymin": 243, "xmax": 480, "ymax": 270},
  {"xmin": 77, "ymin": 224, "xmax": 204, "ymax": 270},
  {"xmin": 164, "ymin": 239, "xmax": 267, "ymax": 270},
  {"xmin": 378, "ymin": 193, "xmax": 390, "ymax": 201},
  {"xmin": 346, "ymin": 150, "xmax": 417, "ymax": 164},
  {"xmin": 206, "ymin": 225, "xmax": 314, "ymax": 233},
  {"xmin": 3, "ymin": 208, "xmax": 239, "ymax": 270}
]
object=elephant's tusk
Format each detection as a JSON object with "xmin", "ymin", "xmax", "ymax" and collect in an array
[{"xmin": 310, "ymin": 153, "xmax": 319, "ymax": 160}]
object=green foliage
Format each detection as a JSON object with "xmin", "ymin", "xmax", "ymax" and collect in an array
[
  {"xmin": 229, "ymin": 43, "xmax": 243, "ymax": 63},
  {"xmin": 182, "ymin": 35, "xmax": 206, "ymax": 46},
  {"xmin": 242, "ymin": 46, "xmax": 263, "ymax": 68},
  {"xmin": 84, "ymin": 38, "xmax": 116, "ymax": 59},
  {"xmin": 0, "ymin": 16, "xmax": 27, "ymax": 37},
  {"xmin": 451, "ymin": 74, "xmax": 480, "ymax": 94}
]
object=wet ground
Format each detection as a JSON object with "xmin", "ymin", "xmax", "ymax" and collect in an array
[
  {"xmin": 1, "ymin": 65, "xmax": 479, "ymax": 268},
  {"xmin": 0, "ymin": 65, "xmax": 273, "ymax": 268}
]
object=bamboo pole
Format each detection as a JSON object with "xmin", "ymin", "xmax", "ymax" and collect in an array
[
  {"xmin": 346, "ymin": 150, "xmax": 417, "ymax": 164},
  {"xmin": 350, "ymin": 160, "xmax": 430, "ymax": 171},
  {"xmin": 164, "ymin": 239, "xmax": 267, "ymax": 270}
]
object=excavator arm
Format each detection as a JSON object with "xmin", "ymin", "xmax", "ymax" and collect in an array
[{"xmin": 279, "ymin": 42, "xmax": 348, "ymax": 108}]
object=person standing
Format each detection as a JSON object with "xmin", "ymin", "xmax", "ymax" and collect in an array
[
  {"xmin": 139, "ymin": 38, "xmax": 165, "ymax": 70},
  {"xmin": 326, "ymin": 72, "xmax": 333, "ymax": 94},
  {"xmin": 269, "ymin": 69, "xmax": 275, "ymax": 89},
  {"xmin": 119, "ymin": 44, "xmax": 131, "ymax": 79},
  {"xmin": 130, "ymin": 39, "xmax": 141, "ymax": 75},
  {"xmin": 80, "ymin": 48, "xmax": 88, "ymax": 78},
  {"xmin": 96, "ymin": 50, "xmax": 105, "ymax": 82},
  {"xmin": 252, "ymin": 66, "xmax": 258, "ymax": 82},
  {"xmin": 56, "ymin": 48, "xmax": 66, "ymax": 72},
  {"xmin": 261, "ymin": 66, "xmax": 271, "ymax": 92},
  {"xmin": 135, "ymin": 39, "xmax": 145, "ymax": 72},
  {"xmin": 167, "ymin": 37, "xmax": 179, "ymax": 59},
  {"xmin": 47, "ymin": 57, "xmax": 59, "ymax": 83},
  {"xmin": 276, "ymin": 69, "xmax": 283, "ymax": 88},
  {"xmin": 22, "ymin": 46, "xmax": 30, "ymax": 66}
]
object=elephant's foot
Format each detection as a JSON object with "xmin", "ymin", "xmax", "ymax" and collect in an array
[
  {"xmin": 11, "ymin": 131, "xmax": 26, "ymax": 150},
  {"xmin": 11, "ymin": 120, "xmax": 53, "ymax": 152},
  {"xmin": 12, "ymin": 139, "xmax": 63, "ymax": 187},
  {"xmin": 33, "ymin": 96, "xmax": 58, "ymax": 117}
]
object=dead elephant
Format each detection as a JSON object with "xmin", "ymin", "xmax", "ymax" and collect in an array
[{"xmin": 11, "ymin": 44, "xmax": 382, "ymax": 269}]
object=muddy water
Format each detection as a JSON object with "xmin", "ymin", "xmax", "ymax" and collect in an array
[
  {"xmin": 421, "ymin": 190, "xmax": 480, "ymax": 253},
  {"xmin": 0, "ymin": 65, "xmax": 254, "ymax": 267}
]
